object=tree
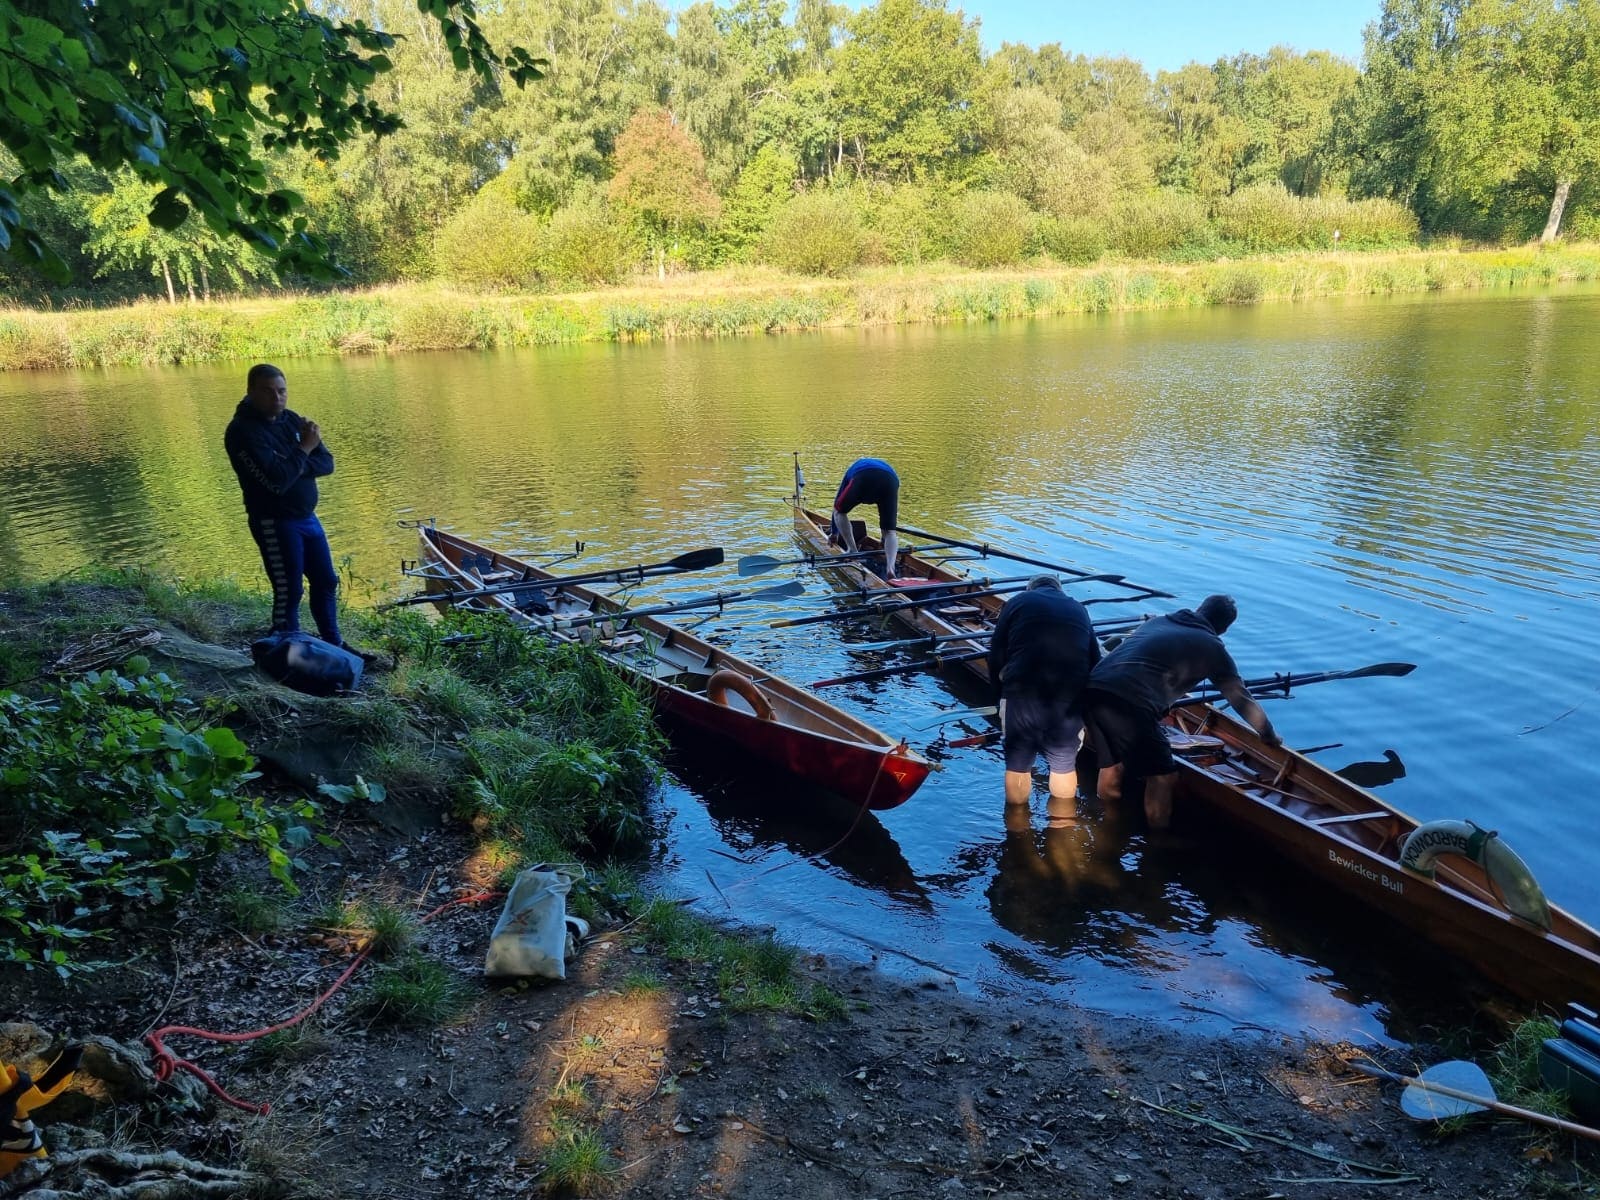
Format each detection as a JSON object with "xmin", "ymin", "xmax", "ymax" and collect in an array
[
  {"xmin": 607, "ymin": 108, "xmax": 721, "ymax": 277},
  {"xmin": 832, "ymin": 0, "xmax": 983, "ymax": 179},
  {"xmin": 83, "ymin": 172, "xmax": 273, "ymax": 301},
  {"xmin": 1348, "ymin": 0, "xmax": 1600, "ymax": 240},
  {"xmin": 0, "ymin": 0, "xmax": 540, "ymax": 281}
]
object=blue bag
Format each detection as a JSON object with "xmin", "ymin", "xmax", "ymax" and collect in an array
[{"xmin": 250, "ymin": 632, "xmax": 364, "ymax": 696}]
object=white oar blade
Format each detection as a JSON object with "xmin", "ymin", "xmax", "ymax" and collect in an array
[{"xmin": 1401, "ymin": 1062, "xmax": 1494, "ymax": 1120}]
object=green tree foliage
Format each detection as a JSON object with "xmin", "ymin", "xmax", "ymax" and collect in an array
[
  {"xmin": 1349, "ymin": 0, "xmax": 1600, "ymax": 240},
  {"xmin": 84, "ymin": 172, "xmax": 274, "ymax": 302},
  {"xmin": 433, "ymin": 178, "xmax": 545, "ymax": 288},
  {"xmin": 608, "ymin": 108, "xmax": 721, "ymax": 276},
  {"xmin": 540, "ymin": 197, "xmax": 639, "ymax": 288},
  {"xmin": 948, "ymin": 190, "xmax": 1035, "ymax": 266},
  {"xmin": 0, "ymin": 0, "xmax": 540, "ymax": 281},
  {"xmin": 832, "ymin": 0, "xmax": 983, "ymax": 178},
  {"xmin": 719, "ymin": 144, "xmax": 801, "ymax": 257},
  {"xmin": 762, "ymin": 189, "xmax": 864, "ymax": 274}
]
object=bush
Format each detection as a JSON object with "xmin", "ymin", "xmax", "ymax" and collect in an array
[
  {"xmin": 1206, "ymin": 267, "xmax": 1265, "ymax": 304},
  {"xmin": 390, "ymin": 300, "xmax": 481, "ymax": 351},
  {"xmin": 539, "ymin": 201, "xmax": 637, "ymax": 289},
  {"xmin": 434, "ymin": 186, "xmax": 544, "ymax": 288},
  {"xmin": 1, "ymin": 669, "xmax": 317, "ymax": 972},
  {"xmin": 1212, "ymin": 184, "xmax": 1420, "ymax": 252},
  {"xmin": 1107, "ymin": 190, "xmax": 1214, "ymax": 258},
  {"xmin": 1037, "ymin": 216, "xmax": 1106, "ymax": 265},
  {"xmin": 761, "ymin": 191, "xmax": 865, "ymax": 277},
  {"xmin": 863, "ymin": 184, "xmax": 946, "ymax": 265},
  {"xmin": 948, "ymin": 191, "xmax": 1036, "ymax": 268}
]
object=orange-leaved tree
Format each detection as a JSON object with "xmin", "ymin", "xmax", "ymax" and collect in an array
[{"xmin": 608, "ymin": 108, "xmax": 721, "ymax": 278}]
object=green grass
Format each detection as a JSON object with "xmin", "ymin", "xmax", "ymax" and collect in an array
[
  {"xmin": 1492, "ymin": 1016, "xmax": 1568, "ymax": 1112},
  {"xmin": 540, "ymin": 1124, "xmax": 615, "ymax": 1196},
  {"xmin": 636, "ymin": 896, "xmax": 847, "ymax": 1021},
  {"xmin": 6, "ymin": 244, "xmax": 1600, "ymax": 372},
  {"xmin": 221, "ymin": 887, "xmax": 290, "ymax": 935},
  {"xmin": 620, "ymin": 968, "xmax": 664, "ymax": 995},
  {"xmin": 352, "ymin": 952, "xmax": 466, "ymax": 1027}
]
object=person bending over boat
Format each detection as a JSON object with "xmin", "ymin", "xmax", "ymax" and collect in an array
[
  {"xmin": 1081, "ymin": 594, "xmax": 1280, "ymax": 831},
  {"xmin": 830, "ymin": 457, "xmax": 900, "ymax": 580},
  {"xmin": 224, "ymin": 363, "xmax": 351, "ymax": 652},
  {"xmin": 988, "ymin": 575, "xmax": 1101, "ymax": 822}
]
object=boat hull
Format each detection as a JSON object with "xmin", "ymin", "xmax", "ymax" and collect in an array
[
  {"xmin": 790, "ymin": 496, "xmax": 1600, "ymax": 1006},
  {"xmin": 419, "ymin": 526, "xmax": 930, "ymax": 810}
]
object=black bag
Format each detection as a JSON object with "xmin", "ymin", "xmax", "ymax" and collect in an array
[{"xmin": 251, "ymin": 632, "xmax": 364, "ymax": 696}]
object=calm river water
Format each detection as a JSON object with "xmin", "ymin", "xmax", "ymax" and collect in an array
[{"xmin": 3, "ymin": 287, "xmax": 1598, "ymax": 1041}]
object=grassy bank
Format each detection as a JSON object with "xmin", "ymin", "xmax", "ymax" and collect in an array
[{"xmin": 4, "ymin": 243, "xmax": 1600, "ymax": 371}]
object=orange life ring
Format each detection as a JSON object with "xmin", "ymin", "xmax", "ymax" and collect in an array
[{"xmin": 706, "ymin": 669, "xmax": 774, "ymax": 721}]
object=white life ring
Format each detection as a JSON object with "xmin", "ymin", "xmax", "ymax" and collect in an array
[
  {"xmin": 706, "ymin": 669, "xmax": 774, "ymax": 721},
  {"xmin": 1399, "ymin": 820, "xmax": 1552, "ymax": 930}
]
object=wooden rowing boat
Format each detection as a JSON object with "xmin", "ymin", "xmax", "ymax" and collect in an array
[
  {"xmin": 1167, "ymin": 704, "xmax": 1600, "ymax": 1008},
  {"xmin": 790, "ymin": 499, "xmax": 1600, "ymax": 1006},
  {"xmin": 791, "ymin": 502, "xmax": 1003, "ymax": 684},
  {"xmin": 418, "ymin": 526, "xmax": 931, "ymax": 811}
]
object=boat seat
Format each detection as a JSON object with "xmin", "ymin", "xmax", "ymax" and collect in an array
[
  {"xmin": 934, "ymin": 604, "xmax": 982, "ymax": 617},
  {"xmin": 600, "ymin": 633, "xmax": 646, "ymax": 651},
  {"xmin": 1310, "ymin": 810, "xmax": 1393, "ymax": 827},
  {"xmin": 476, "ymin": 569, "xmax": 516, "ymax": 583},
  {"xmin": 1167, "ymin": 729, "xmax": 1226, "ymax": 752}
]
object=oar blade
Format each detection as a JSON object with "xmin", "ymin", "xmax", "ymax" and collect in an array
[
  {"xmin": 736, "ymin": 554, "xmax": 785, "ymax": 576},
  {"xmin": 1349, "ymin": 661, "xmax": 1418, "ymax": 679},
  {"xmin": 752, "ymin": 580, "xmax": 807, "ymax": 600},
  {"xmin": 1401, "ymin": 1062, "xmax": 1494, "ymax": 1120},
  {"xmin": 669, "ymin": 547, "xmax": 726, "ymax": 572}
]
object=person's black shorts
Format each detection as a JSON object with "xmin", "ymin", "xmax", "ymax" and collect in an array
[
  {"xmin": 1082, "ymin": 688, "xmax": 1175, "ymax": 777},
  {"xmin": 1000, "ymin": 693, "xmax": 1084, "ymax": 775},
  {"xmin": 834, "ymin": 466, "xmax": 899, "ymax": 532}
]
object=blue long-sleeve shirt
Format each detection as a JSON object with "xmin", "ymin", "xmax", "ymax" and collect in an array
[{"xmin": 223, "ymin": 399, "xmax": 334, "ymax": 520}]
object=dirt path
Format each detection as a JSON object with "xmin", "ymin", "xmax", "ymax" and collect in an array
[{"xmin": 7, "ymin": 818, "xmax": 1584, "ymax": 1200}]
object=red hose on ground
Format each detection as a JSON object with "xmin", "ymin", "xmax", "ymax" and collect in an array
[{"xmin": 144, "ymin": 890, "xmax": 499, "ymax": 1115}]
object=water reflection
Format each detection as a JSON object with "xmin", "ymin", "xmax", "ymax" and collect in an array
[{"xmin": 2, "ymin": 287, "xmax": 1599, "ymax": 1037}]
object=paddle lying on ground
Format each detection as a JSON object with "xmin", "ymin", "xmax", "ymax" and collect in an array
[
  {"xmin": 552, "ymin": 581, "xmax": 806, "ymax": 629},
  {"xmin": 1175, "ymin": 662, "xmax": 1418, "ymax": 705},
  {"xmin": 1348, "ymin": 1060, "xmax": 1600, "ymax": 1141},
  {"xmin": 737, "ymin": 546, "xmax": 948, "ymax": 576},
  {"xmin": 892, "ymin": 523, "xmax": 1172, "ymax": 598},
  {"xmin": 381, "ymin": 547, "xmax": 726, "ymax": 609}
]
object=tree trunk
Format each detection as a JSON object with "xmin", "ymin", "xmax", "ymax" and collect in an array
[
  {"xmin": 200, "ymin": 263, "xmax": 211, "ymax": 301},
  {"xmin": 161, "ymin": 261, "xmax": 176, "ymax": 304},
  {"xmin": 1541, "ymin": 179, "xmax": 1573, "ymax": 244},
  {"xmin": 656, "ymin": 244, "xmax": 665, "ymax": 281}
]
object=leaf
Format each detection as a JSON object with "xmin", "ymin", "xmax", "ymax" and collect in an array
[{"xmin": 147, "ymin": 185, "xmax": 188, "ymax": 230}]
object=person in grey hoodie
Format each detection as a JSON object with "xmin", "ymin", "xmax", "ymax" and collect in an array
[{"xmin": 1081, "ymin": 594, "xmax": 1280, "ymax": 830}]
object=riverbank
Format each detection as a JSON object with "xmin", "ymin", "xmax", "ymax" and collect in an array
[
  {"xmin": 3, "ymin": 243, "xmax": 1600, "ymax": 372},
  {"xmin": 1, "ymin": 576, "xmax": 1592, "ymax": 1198}
]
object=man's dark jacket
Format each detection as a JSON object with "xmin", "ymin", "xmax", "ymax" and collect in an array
[{"xmin": 224, "ymin": 399, "xmax": 333, "ymax": 520}]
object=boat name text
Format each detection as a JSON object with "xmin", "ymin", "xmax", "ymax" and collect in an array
[{"xmin": 1327, "ymin": 848, "xmax": 1405, "ymax": 895}]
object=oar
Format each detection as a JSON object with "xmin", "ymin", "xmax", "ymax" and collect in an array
[
  {"xmin": 769, "ymin": 582, "xmax": 1034, "ymax": 630},
  {"xmin": 851, "ymin": 571, "xmax": 1133, "ymax": 600},
  {"xmin": 1348, "ymin": 1060, "xmax": 1600, "ymax": 1141},
  {"xmin": 844, "ymin": 614, "xmax": 1150, "ymax": 655},
  {"xmin": 737, "ymin": 545, "xmax": 947, "ymax": 576},
  {"xmin": 812, "ymin": 647, "xmax": 991, "ymax": 688},
  {"xmin": 1176, "ymin": 662, "xmax": 1417, "ymax": 705},
  {"xmin": 553, "ymin": 581, "xmax": 806, "ymax": 629},
  {"xmin": 893, "ymin": 523, "xmax": 1171, "ymax": 597},
  {"xmin": 381, "ymin": 547, "xmax": 725, "ymax": 609}
]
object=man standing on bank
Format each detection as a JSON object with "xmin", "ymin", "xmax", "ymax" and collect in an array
[
  {"xmin": 1082, "ymin": 594, "xmax": 1280, "ymax": 831},
  {"xmin": 830, "ymin": 457, "xmax": 900, "ymax": 581},
  {"xmin": 224, "ymin": 364, "xmax": 346, "ymax": 649},
  {"xmin": 987, "ymin": 575, "xmax": 1101, "ymax": 822}
]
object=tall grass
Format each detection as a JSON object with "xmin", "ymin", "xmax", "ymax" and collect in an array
[{"xmin": 4, "ymin": 243, "xmax": 1600, "ymax": 371}]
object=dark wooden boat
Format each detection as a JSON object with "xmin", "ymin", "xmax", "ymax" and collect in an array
[
  {"xmin": 789, "ymin": 499, "xmax": 1600, "ymax": 1006},
  {"xmin": 418, "ymin": 525, "xmax": 931, "ymax": 810},
  {"xmin": 791, "ymin": 501, "xmax": 1004, "ymax": 685}
]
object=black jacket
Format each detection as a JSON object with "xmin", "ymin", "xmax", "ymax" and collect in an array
[
  {"xmin": 987, "ymin": 589, "xmax": 1100, "ymax": 705},
  {"xmin": 224, "ymin": 399, "xmax": 334, "ymax": 520},
  {"xmin": 1087, "ymin": 610, "xmax": 1240, "ymax": 715}
]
